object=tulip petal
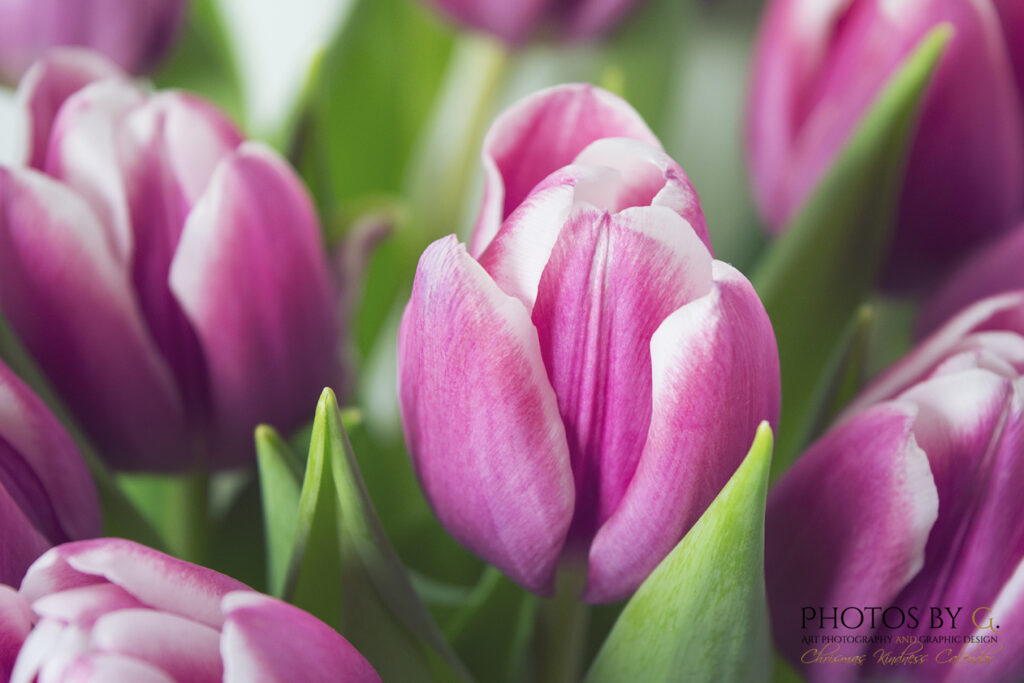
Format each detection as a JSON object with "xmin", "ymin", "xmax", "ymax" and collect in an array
[
  {"xmin": 564, "ymin": 0, "xmax": 644, "ymax": 40},
  {"xmin": 14, "ymin": 48, "xmax": 121, "ymax": 170},
  {"xmin": 0, "ymin": 585, "xmax": 32, "ymax": 681},
  {"xmin": 398, "ymin": 235, "xmax": 574, "ymax": 593},
  {"xmin": 530, "ymin": 205, "xmax": 712, "ymax": 555},
  {"xmin": 170, "ymin": 143, "xmax": 341, "ymax": 468},
  {"xmin": 763, "ymin": 403, "xmax": 938, "ymax": 667},
  {"xmin": 994, "ymin": 0, "xmax": 1024, "ymax": 105},
  {"xmin": 20, "ymin": 540, "xmax": 248, "ymax": 630},
  {"xmin": 421, "ymin": 0, "xmax": 546, "ymax": 44},
  {"xmin": 89, "ymin": 608, "xmax": 222, "ymax": 682},
  {"xmin": 221, "ymin": 591, "xmax": 381, "ymax": 683},
  {"xmin": 0, "ymin": 360, "xmax": 99, "ymax": 545},
  {"xmin": 874, "ymin": 371, "xmax": 1024, "ymax": 677},
  {"xmin": 0, "ymin": 484, "xmax": 52, "ymax": 588},
  {"xmin": 56, "ymin": 654, "xmax": 174, "ymax": 683},
  {"xmin": 0, "ymin": 167, "xmax": 189, "ymax": 469},
  {"xmin": 471, "ymin": 83, "xmax": 659, "ymax": 256},
  {"xmin": 918, "ymin": 221, "xmax": 1024, "ymax": 336},
  {"xmin": 31, "ymin": 584, "xmax": 144, "ymax": 626},
  {"xmin": 584, "ymin": 261, "xmax": 779, "ymax": 602},
  {"xmin": 949, "ymin": 558, "xmax": 1024, "ymax": 683}
]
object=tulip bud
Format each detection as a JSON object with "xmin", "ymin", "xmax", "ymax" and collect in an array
[
  {"xmin": 0, "ymin": 360, "xmax": 100, "ymax": 587},
  {"xmin": 420, "ymin": 0, "xmax": 647, "ymax": 45},
  {"xmin": 766, "ymin": 292, "xmax": 1024, "ymax": 682},
  {"xmin": 0, "ymin": 52, "xmax": 342, "ymax": 471},
  {"xmin": 0, "ymin": 539, "xmax": 381, "ymax": 682},
  {"xmin": 747, "ymin": 0, "xmax": 1024, "ymax": 289},
  {"xmin": 0, "ymin": 0, "xmax": 186, "ymax": 82},
  {"xmin": 399, "ymin": 84, "xmax": 780, "ymax": 603}
]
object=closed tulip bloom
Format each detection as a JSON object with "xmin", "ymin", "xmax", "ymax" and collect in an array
[
  {"xmin": 0, "ymin": 51, "xmax": 342, "ymax": 471},
  {"xmin": 0, "ymin": 539, "xmax": 380, "ymax": 682},
  {"xmin": 421, "ymin": 0, "xmax": 647, "ymax": 45},
  {"xmin": 748, "ymin": 0, "xmax": 1024, "ymax": 289},
  {"xmin": 399, "ymin": 85, "xmax": 780, "ymax": 603},
  {"xmin": 0, "ymin": 360, "xmax": 100, "ymax": 588},
  {"xmin": 0, "ymin": 0, "xmax": 185, "ymax": 82},
  {"xmin": 766, "ymin": 292, "xmax": 1024, "ymax": 682}
]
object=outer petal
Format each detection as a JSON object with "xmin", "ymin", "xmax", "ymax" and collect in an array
[
  {"xmin": 14, "ymin": 48, "xmax": 121, "ymax": 170},
  {"xmin": 55, "ymin": 654, "xmax": 175, "ymax": 683},
  {"xmin": 169, "ymin": 143, "xmax": 341, "ymax": 468},
  {"xmin": 420, "ymin": 0, "xmax": 547, "ymax": 44},
  {"xmin": 471, "ymin": 83, "xmax": 660, "ymax": 256},
  {"xmin": 0, "ymin": 585, "xmax": 32, "ymax": 680},
  {"xmin": 949, "ymin": 559, "xmax": 1024, "ymax": 683},
  {"xmin": 89, "ymin": 609, "xmax": 222, "ymax": 682},
  {"xmin": 221, "ymin": 592, "xmax": 381, "ymax": 683},
  {"xmin": 0, "ymin": 487, "xmax": 50, "ymax": 589},
  {"xmin": 530, "ymin": 205, "xmax": 713, "ymax": 553},
  {"xmin": 763, "ymin": 403, "xmax": 938, "ymax": 673},
  {"xmin": 0, "ymin": 0, "xmax": 185, "ymax": 80},
  {"xmin": 0, "ymin": 167, "xmax": 189, "ymax": 470},
  {"xmin": 398, "ymin": 235, "xmax": 574, "ymax": 593},
  {"xmin": 20, "ymin": 540, "xmax": 249, "ymax": 630},
  {"xmin": 0, "ymin": 360, "xmax": 98, "ymax": 544},
  {"xmin": 994, "ymin": 0, "xmax": 1024, "ymax": 106},
  {"xmin": 918, "ymin": 220, "xmax": 1024, "ymax": 336},
  {"xmin": 584, "ymin": 261, "xmax": 779, "ymax": 602}
]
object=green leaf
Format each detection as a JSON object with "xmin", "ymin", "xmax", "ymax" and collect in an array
[
  {"xmin": 752, "ymin": 27, "xmax": 951, "ymax": 478},
  {"xmin": 282, "ymin": 389, "xmax": 471, "ymax": 682},
  {"xmin": 255, "ymin": 426, "xmax": 302, "ymax": 597},
  {"xmin": 585, "ymin": 423, "xmax": 774, "ymax": 683},
  {"xmin": 152, "ymin": 0, "xmax": 243, "ymax": 123}
]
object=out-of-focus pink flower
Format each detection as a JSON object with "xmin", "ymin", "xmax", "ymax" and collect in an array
[
  {"xmin": 0, "ymin": 0, "xmax": 186, "ymax": 82},
  {"xmin": 0, "ymin": 359, "xmax": 100, "ymax": 588},
  {"xmin": 0, "ymin": 539, "xmax": 381, "ymax": 682},
  {"xmin": 399, "ymin": 84, "xmax": 780, "ymax": 603},
  {"xmin": 766, "ymin": 292, "xmax": 1024, "ymax": 682},
  {"xmin": 747, "ymin": 0, "xmax": 1024, "ymax": 289},
  {"xmin": 919, "ymin": 218, "xmax": 1024, "ymax": 336},
  {"xmin": 0, "ymin": 51, "xmax": 342, "ymax": 471},
  {"xmin": 421, "ymin": 0, "xmax": 647, "ymax": 45}
]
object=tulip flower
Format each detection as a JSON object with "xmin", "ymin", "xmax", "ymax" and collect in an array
[
  {"xmin": 0, "ymin": 539, "xmax": 381, "ymax": 682},
  {"xmin": 399, "ymin": 84, "xmax": 780, "ymax": 603},
  {"xmin": 0, "ymin": 0, "xmax": 186, "ymax": 82},
  {"xmin": 766, "ymin": 292, "xmax": 1024, "ymax": 682},
  {"xmin": 420, "ymin": 0, "xmax": 647, "ymax": 45},
  {"xmin": 0, "ymin": 359, "xmax": 100, "ymax": 588},
  {"xmin": 747, "ymin": 0, "xmax": 1024, "ymax": 289},
  {"xmin": 0, "ymin": 51, "xmax": 342, "ymax": 471},
  {"xmin": 919, "ymin": 218, "xmax": 1024, "ymax": 336}
]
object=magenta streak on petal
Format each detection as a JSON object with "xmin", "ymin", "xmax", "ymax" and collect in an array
[
  {"xmin": 530, "ymin": 205, "xmax": 712, "ymax": 549},
  {"xmin": 0, "ymin": 437, "xmax": 61, "ymax": 543},
  {"xmin": 0, "ymin": 483, "xmax": 50, "ymax": 588}
]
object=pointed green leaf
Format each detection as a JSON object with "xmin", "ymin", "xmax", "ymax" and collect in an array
[
  {"xmin": 282, "ymin": 389, "xmax": 470, "ymax": 682},
  {"xmin": 255, "ymin": 425, "xmax": 302, "ymax": 597},
  {"xmin": 585, "ymin": 423, "xmax": 774, "ymax": 683},
  {"xmin": 753, "ymin": 27, "xmax": 951, "ymax": 478}
]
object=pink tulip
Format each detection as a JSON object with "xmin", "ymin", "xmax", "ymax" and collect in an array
[
  {"xmin": 0, "ymin": 359, "xmax": 100, "ymax": 588},
  {"xmin": 919, "ymin": 218, "xmax": 1024, "ymax": 336},
  {"xmin": 420, "ymin": 0, "xmax": 647, "ymax": 44},
  {"xmin": 0, "ymin": 51, "xmax": 342, "ymax": 471},
  {"xmin": 747, "ymin": 0, "xmax": 1024, "ymax": 289},
  {"xmin": 0, "ymin": 539, "xmax": 380, "ymax": 682},
  {"xmin": 0, "ymin": 0, "xmax": 185, "ymax": 82},
  {"xmin": 399, "ymin": 84, "xmax": 780, "ymax": 603},
  {"xmin": 766, "ymin": 292, "xmax": 1024, "ymax": 682}
]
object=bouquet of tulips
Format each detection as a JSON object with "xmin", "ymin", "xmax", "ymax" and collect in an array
[{"xmin": 0, "ymin": 0, "xmax": 1022, "ymax": 681}]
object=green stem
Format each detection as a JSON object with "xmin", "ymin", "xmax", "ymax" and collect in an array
[
  {"xmin": 166, "ymin": 471, "xmax": 210, "ymax": 564},
  {"xmin": 535, "ymin": 567, "xmax": 590, "ymax": 683}
]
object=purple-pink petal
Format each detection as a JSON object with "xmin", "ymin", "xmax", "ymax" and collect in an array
[
  {"xmin": 0, "ymin": 167, "xmax": 190, "ymax": 469},
  {"xmin": 0, "ymin": 585, "xmax": 32, "ymax": 681},
  {"xmin": 585, "ymin": 261, "xmax": 779, "ymax": 602},
  {"xmin": 471, "ymin": 83, "xmax": 660, "ymax": 256},
  {"xmin": 421, "ymin": 0, "xmax": 547, "ymax": 44},
  {"xmin": 398, "ymin": 235, "xmax": 574, "ymax": 593},
  {"xmin": 55, "ymin": 654, "xmax": 175, "ymax": 683},
  {"xmin": 529, "ymin": 205, "xmax": 712, "ymax": 554},
  {"xmin": 765, "ymin": 403, "xmax": 938, "ymax": 672},
  {"xmin": 220, "ymin": 591, "xmax": 381, "ymax": 683},
  {"xmin": 169, "ymin": 143, "xmax": 341, "ymax": 468}
]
